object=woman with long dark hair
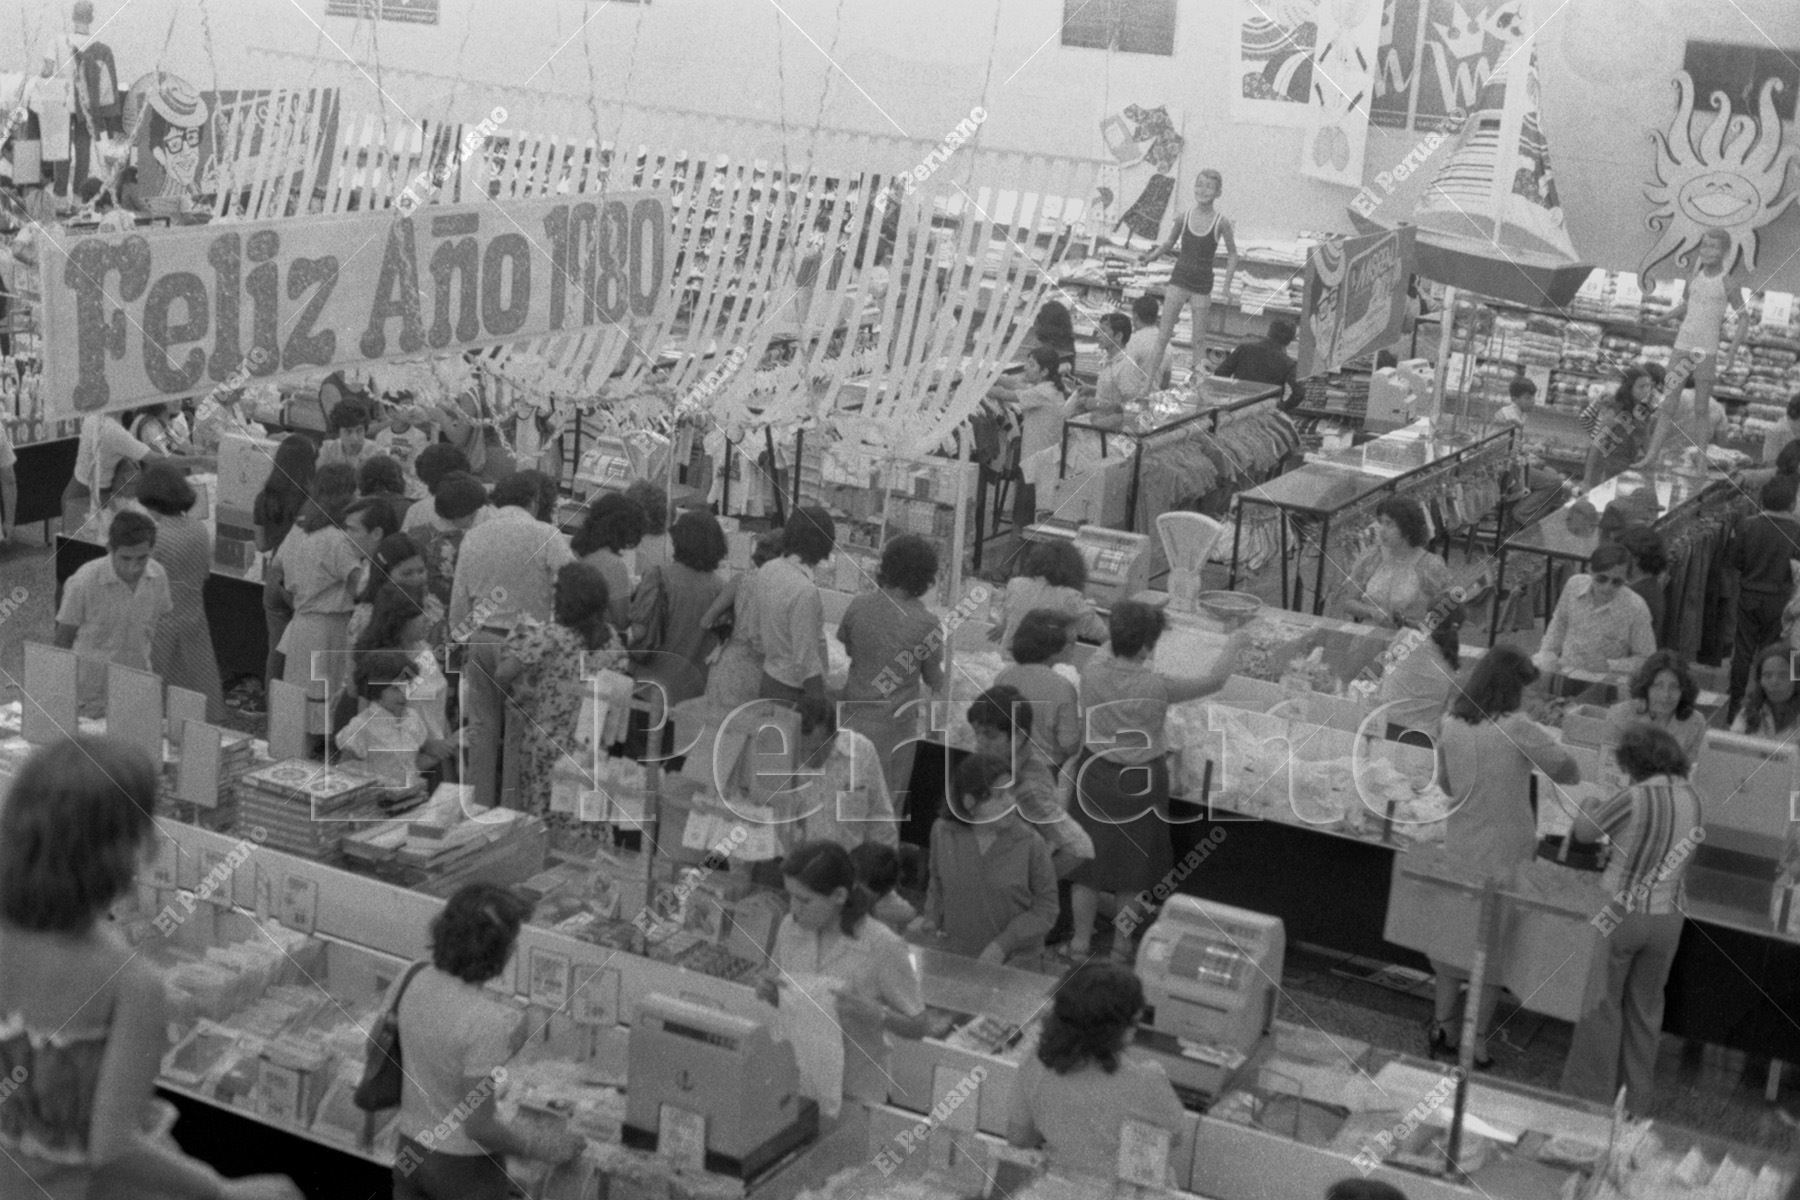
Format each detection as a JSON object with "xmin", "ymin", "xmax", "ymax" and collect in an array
[
  {"xmin": 1732, "ymin": 642, "xmax": 1800, "ymax": 740},
  {"xmin": 255, "ymin": 434, "xmax": 318, "ymax": 689},
  {"xmin": 760, "ymin": 840, "xmax": 925, "ymax": 1109},
  {"xmin": 1606, "ymin": 650, "xmax": 1705, "ymax": 770},
  {"xmin": 1581, "ymin": 362, "xmax": 1665, "ymax": 487},
  {"xmin": 1430, "ymin": 646, "xmax": 1580, "ymax": 1067},
  {"xmin": 1007, "ymin": 962, "xmax": 1185, "ymax": 1183}
]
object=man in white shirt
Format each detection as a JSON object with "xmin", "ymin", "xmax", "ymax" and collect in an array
[
  {"xmin": 1123, "ymin": 294, "xmax": 1164, "ymax": 394},
  {"xmin": 54, "ymin": 510, "xmax": 173, "ymax": 713},
  {"xmin": 1072, "ymin": 313, "xmax": 1148, "ymax": 429},
  {"xmin": 451, "ymin": 470, "xmax": 575, "ymax": 809}
]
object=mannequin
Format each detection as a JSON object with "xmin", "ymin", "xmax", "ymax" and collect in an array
[{"xmin": 68, "ymin": 0, "xmax": 121, "ymax": 191}]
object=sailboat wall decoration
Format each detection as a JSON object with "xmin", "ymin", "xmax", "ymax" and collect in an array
[{"xmin": 1348, "ymin": 4, "xmax": 1592, "ymax": 308}]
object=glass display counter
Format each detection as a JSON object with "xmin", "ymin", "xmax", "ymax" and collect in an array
[{"xmin": 1230, "ymin": 420, "xmax": 1516, "ymax": 614}]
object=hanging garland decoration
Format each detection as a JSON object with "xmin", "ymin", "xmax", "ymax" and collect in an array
[{"xmin": 578, "ymin": 0, "xmax": 607, "ymax": 193}]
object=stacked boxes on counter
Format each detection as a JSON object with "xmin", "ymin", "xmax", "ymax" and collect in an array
[{"xmin": 237, "ymin": 759, "xmax": 389, "ymax": 858}]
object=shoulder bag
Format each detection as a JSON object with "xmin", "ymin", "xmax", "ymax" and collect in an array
[{"xmin": 353, "ymin": 960, "xmax": 430, "ymax": 1111}]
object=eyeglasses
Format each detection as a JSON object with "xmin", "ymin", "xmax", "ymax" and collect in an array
[{"xmin": 1592, "ymin": 574, "xmax": 1626, "ymax": 587}]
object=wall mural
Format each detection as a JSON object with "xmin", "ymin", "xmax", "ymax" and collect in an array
[
  {"xmin": 1299, "ymin": 0, "xmax": 1385, "ymax": 187},
  {"xmin": 1232, "ymin": 0, "xmax": 1323, "ymax": 126},
  {"xmin": 1372, "ymin": 0, "xmax": 1524, "ymax": 132},
  {"xmin": 1090, "ymin": 104, "xmax": 1185, "ymax": 246},
  {"xmin": 1640, "ymin": 70, "xmax": 1799, "ymax": 283}
]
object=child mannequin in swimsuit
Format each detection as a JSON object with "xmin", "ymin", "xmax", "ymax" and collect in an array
[
  {"xmin": 1636, "ymin": 228, "xmax": 1747, "ymax": 469},
  {"xmin": 1142, "ymin": 169, "xmax": 1238, "ymax": 383}
]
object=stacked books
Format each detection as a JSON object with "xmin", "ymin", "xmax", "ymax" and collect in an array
[
  {"xmin": 160, "ymin": 731, "xmax": 258, "ymax": 826},
  {"xmin": 236, "ymin": 760, "xmax": 386, "ymax": 859}
]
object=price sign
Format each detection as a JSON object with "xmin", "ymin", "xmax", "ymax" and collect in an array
[
  {"xmin": 1116, "ymin": 1119, "xmax": 1173, "ymax": 1189},
  {"xmin": 659, "ymin": 1105, "xmax": 707, "ymax": 1173},
  {"xmin": 147, "ymin": 834, "xmax": 180, "ymax": 890},
  {"xmin": 278, "ymin": 874, "xmax": 318, "ymax": 935},
  {"xmin": 571, "ymin": 967, "xmax": 621, "ymax": 1027},
  {"xmin": 527, "ymin": 948, "xmax": 572, "ymax": 1011}
]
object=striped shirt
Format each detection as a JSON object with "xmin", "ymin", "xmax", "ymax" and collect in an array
[{"xmin": 1589, "ymin": 775, "xmax": 1703, "ymax": 915}]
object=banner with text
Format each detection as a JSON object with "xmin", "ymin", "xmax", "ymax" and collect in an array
[
  {"xmin": 1297, "ymin": 226, "xmax": 1416, "ymax": 379},
  {"xmin": 38, "ymin": 192, "xmax": 669, "ymax": 417}
]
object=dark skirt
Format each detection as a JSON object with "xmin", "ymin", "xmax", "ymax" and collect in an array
[{"xmin": 1069, "ymin": 751, "xmax": 1173, "ymax": 894}]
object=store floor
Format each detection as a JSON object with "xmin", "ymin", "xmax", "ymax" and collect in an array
[
  {"xmin": 1273, "ymin": 941, "xmax": 1800, "ymax": 1151},
  {"xmin": 7, "ymin": 533, "xmax": 1794, "ymax": 1154}
]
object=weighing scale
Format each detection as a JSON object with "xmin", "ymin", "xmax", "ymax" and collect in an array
[
  {"xmin": 1132, "ymin": 896, "xmax": 1285, "ymax": 1103},
  {"xmin": 1022, "ymin": 523, "xmax": 1152, "ymax": 609},
  {"xmin": 621, "ymin": 993, "xmax": 819, "ymax": 1180}
]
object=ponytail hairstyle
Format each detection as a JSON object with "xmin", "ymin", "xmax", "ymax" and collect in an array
[
  {"xmin": 782, "ymin": 840, "xmax": 875, "ymax": 938},
  {"xmin": 1028, "ymin": 346, "xmax": 1070, "ymax": 398},
  {"xmin": 1421, "ymin": 594, "xmax": 1465, "ymax": 671}
]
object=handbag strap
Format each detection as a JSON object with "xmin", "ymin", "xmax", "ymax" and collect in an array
[{"xmin": 388, "ymin": 960, "xmax": 429, "ymax": 1024}]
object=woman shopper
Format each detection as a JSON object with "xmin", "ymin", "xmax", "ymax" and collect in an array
[
  {"xmin": 1559, "ymin": 724, "xmax": 1702, "ymax": 1113},
  {"xmin": 347, "ymin": 532, "xmax": 435, "ymax": 647},
  {"xmin": 1331, "ymin": 495, "xmax": 1451, "ymax": 629},
  {"xmin": 495, "ymin": 563, "xmax": 627, "ymax": 826},
  {"xmin": 255, "ymin": 434, "xmax": 319, "ymax": 689},
  {"xmin": 1007, "ymin": 961, "xmax": 1186, "ymax": 1184},
  {"xmin": 273, "ymin": 464, "xmax": 362, "ymax": 737},
  {"xmin": 839, "ymin": 534, "xmax": 946, "ymax": 808},
  {"xmin": 1069, "ymin": 601, "xmax": 1245, "ymax": 961},
  {"xmin": 138, "ymin": 464, "xmax": 227, "ymax": 723},
  {"xmin": 572, "ymin": 491, "xmax": 646, "ymax": 636},
  {"xmin": 1430, "ymin": 646, "xmax": 1581, "ymax": 1068},
  {"xmin": 628, "ymin": 510, "xmax": 728, "ymax": 759},
  {"xmin": 756, "ymin": 506, "xmax": 837, "ymax": 704},
  {"xmin": 0, "ymin": 736, "xmax": 302, "ymax": 1200},
  {"xmin": 387, "ymin": 882, "xmax": 585, "ymax": 1199},
  {"xmin": 701, "ymin": 529, "xmax": 784, "ymax": 712},
  {"xmin": 993, "ymin": 538, "xmax": 1108, "ymax": 652}
]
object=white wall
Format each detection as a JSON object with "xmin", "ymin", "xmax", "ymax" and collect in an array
[{"xmin": 17, "ymin": 0, "xmax": 1800, "ymax": 287}]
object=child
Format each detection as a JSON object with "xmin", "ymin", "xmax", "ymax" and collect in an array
[
  {"xmin": 335, "ymin": 648, "xmax": 455, "ymax": 788},
  {"xmin": 1494, "ymin": 375, "xmax": 1536, "ymax": 427},
  {"xmin": 967, "ymin": 684, "xmax": 1093, "ymax": 878},
  {"xmin": 318, "ymin": 395, "xmax": 376, "ymax": 471},
  {"xmin": 850, "ymin": 841, "xmax": 917, "ymax": 932},
  {"xmin": 921, "ymin": 754, "xmax": 1059, "ymax": 965},
  {"xmin": 994, "ymin": 610, "xmax": 1082, "ymax": 769}
]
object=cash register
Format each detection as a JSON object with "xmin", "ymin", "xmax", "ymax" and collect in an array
[
  {"xmin": 622, "ymin": 993, "xmax": 819, "ymax": 1180},
  {"xmin": 1132, "ymin": 896, "xmax": 1285, "ymax": 1101},
  {"xmin": 1022, "ymin": 523, "xmax": 1152, "ymax": 610}
]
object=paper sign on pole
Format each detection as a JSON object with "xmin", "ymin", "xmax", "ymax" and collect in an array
[
  {"xmin": 22, "ymin": 643, "xmax": 77, "ymax": 744},
  {"xmin": 106, "ymin": 664, "xmax": 164, "ymax": 763},
  {"xmin": 37, "ymin": 193, "xmax": 670, "ymax": 418}
]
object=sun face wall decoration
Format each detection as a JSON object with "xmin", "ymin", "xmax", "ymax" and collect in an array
[{"xmin": 1641, "ymin": 71, "xmax": 1799, "ymax": 284}]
